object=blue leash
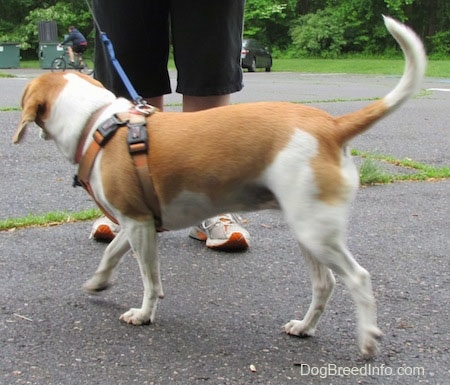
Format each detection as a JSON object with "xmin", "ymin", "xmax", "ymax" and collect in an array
[
  {"xmin": 99, "ymin": 32, "xmax": 145, "ymax": 106},
  {"xmin": 85, "ymin": 0, "xmax": 147, "ymax": 108}
]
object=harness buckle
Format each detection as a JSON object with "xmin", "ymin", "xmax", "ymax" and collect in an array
[
  {"xmin": 127, "ymin": 122, "xmax": 148, "ymax": 154},
  {"xmin": 94, "ymin": 114, "xmax": 128, "ymax": 146}
]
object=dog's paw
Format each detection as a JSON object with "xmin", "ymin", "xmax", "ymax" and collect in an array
[
  {"xmin": 359, "ymin": 326, "xmax": 383, "ymax": 359},
  {"xmin": 83, "ymin": 274, "xmax": 110, "ymax": 293},
  {"xmin": 119, "ymin": 308, "xmax": 153, "ymax": 325},
  {"xmin": 282, "ymin": 320, "xmax": 316, "ymax": 337}
]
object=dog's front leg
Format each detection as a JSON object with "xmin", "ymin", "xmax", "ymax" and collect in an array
[
  {"xmin": 119, "ymin": 218, "xmax": 164, "ymax": 325},
  {"xmin": 83, "ymin": 228, "xmax": 131, "ymax": 292}
]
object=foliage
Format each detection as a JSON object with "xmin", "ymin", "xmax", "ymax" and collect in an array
[
  {"xmin": 0, "ymin": 0, "xmax": 449, "ymax": 58},
  {"xmin": 0, "ymin": 0, "xmax": 92, "ymax": 50},
  {"xmin": 427, "ymin": 30, "xmax": 450, "ymax": 57},
  {"xmin": 244, "ymin": 0, "xmax": 297, "ymax": 48},
  {"xmin": 383, "ymin": 0, "xmax": 416, "ymax": 19},
  {"xmin": 290, "ymin": 0, "xmax": 409, "ymax": 57},
  {"xmin": 290, "ymin": 9, "xmax": 347, "ymax": 58}
]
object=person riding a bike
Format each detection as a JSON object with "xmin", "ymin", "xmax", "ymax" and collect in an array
[{"xmin": 58, "ymin": 26, "xmax": 88, "ymax": 68}]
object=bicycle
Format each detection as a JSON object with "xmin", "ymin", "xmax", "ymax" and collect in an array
[{"xmin": 50, "ymin": 45, "xmax": 94, "ymax": 76}]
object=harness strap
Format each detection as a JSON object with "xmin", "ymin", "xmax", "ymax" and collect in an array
[
  {"xmin": 126, "ymin": 121, "xmax": 163, "ymax": 230},
  {"xmin": 75, "ymin": 111, "xmax": 164, "ymax": 231},
  {"xmin": 77, "ymin": 115, "xmax": 126, "ymax": 183}
]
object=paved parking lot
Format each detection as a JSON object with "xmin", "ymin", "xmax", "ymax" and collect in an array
[{"xmin": 0, "ymin": 69, "xmax": 449, "ymax": 384}]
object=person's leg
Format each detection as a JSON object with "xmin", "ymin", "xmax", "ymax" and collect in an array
[
  {"xmin": 182, "ymin": 95, "xmax": 231, "ymax": 112},
  {"xmin": 92, "ymin": 0, "xmax": 171, "ymax": 99},
  {"xmin": 90, "ymin": 1, "xmax": 249, "ymax": 249},
  {"xmin": 172, "ymin": 1, "xmax": 249, "ymax": 250},
  {"xmin": 71, "ymin": 46, "xmax": 82, "ymax": 66},
  {"xmin": 67, "ymin": 46, "xmax": 75, "ymax": 63},
  {"xmin": 75, "ymin": 45, "xmax": 87, "ymax": 66},
  {"xmin": 145, "ymin": 96, "xmax": 164, "ymax": 111},
  {"xmin": 171, "ymin": 0, "xmax": 244, "ymax": 98},
  {"xmin": 90, "ymin": 0, "xmax": 170, "ymax": 241}
]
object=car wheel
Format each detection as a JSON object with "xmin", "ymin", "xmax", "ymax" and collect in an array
[{"xmin": 249, "ymin": 58, "xmax": 256, "ymax": 72}]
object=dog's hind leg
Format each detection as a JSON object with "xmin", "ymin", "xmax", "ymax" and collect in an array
[
  {"xmin": 118, "ymin": 218, "xmax": 164, "ymax": 325},
  {"xmin": 323, "ymin": 244, "xmax": 382, "ymax": 358},
  {"xmin": 283, "ymin": 246, "xmax": 335, "ymax": 337},
  {"xmin": 282, "ymin": 209, "xmax": 382, "ymax": 358},
  {"xmin": 83, "ymin": 228, "xmax": 131, "ymax": 292}
]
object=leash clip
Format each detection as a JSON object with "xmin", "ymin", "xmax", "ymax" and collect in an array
[{"xmin": 133, "ymin": 100, "xmax": 156, "ymax": 116}]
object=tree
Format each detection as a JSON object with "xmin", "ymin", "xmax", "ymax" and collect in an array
[
  {"xmin": 289, "ymin": 0, "xmax": 450, "ymax": 56},
  {"xmin": 244, "ymin": 0, "xmax": 296, "ymax": 48},
  {"xmin": 1, "ymin": 0, "xmax": 449, "ymax": 58},
  {"xmin": 0, "ymin": 0, "xmax": 92, "ymax": 52},
  {"xmin": 290, "ymin": 9, "xmax": 347, "ymax": 58}
]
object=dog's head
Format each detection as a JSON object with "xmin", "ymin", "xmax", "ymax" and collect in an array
[{"xmin": 12, "ymin": 72, "xmax": 106, "ymax": 144}]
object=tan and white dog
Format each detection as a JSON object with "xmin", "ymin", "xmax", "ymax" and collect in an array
[{"xmin": 12, "ymin": 17, "xmax": 425, "ymax": 358}]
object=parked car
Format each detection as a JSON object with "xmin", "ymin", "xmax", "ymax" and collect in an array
[{"xmin": 241, "ymin": 39, "xmax": 272, "ymax": 72}]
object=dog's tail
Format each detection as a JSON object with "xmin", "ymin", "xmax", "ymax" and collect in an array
[{"xmin": 335, "ymin": 16, "xmax": 426, "ymax": 145}]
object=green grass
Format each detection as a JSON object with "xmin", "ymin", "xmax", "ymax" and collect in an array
[
  {"xmin": 354, "ymin": 150, "xmax": 450, "ymax": 184},
  {"xmin": 0, "ymin": 208, "xmax": 102, "ymax": 232},
  {"xmin": 273, "ymin": 58, "xmax": 450, "ymax": 78},
  {"xmin": 0, "ymin": 72, "xmax": 15, "ymax": 78},
  {"xmin": 359, "ymin": 158, "xmax": 392, "ymax": 185}
]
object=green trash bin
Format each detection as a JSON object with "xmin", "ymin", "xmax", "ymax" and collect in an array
[
  {"xmin": 0, "ymin": 43, "xmax": 21, "ymax": 68},
  {"xmin": 39, "ymin": 42, "xmax": 64, "ymax": 69}
]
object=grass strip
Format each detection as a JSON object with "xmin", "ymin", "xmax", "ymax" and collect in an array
[
  {"xmin": 354, "ymin": 150, "xmax": 450, "ymax": 184},
  {"xmin": 272, "ymin": 58, "xmax": 450, "ymax": 78},
  {"xmin": 0, "ymin": 208, "xmax": 102, "ymax": 232}
]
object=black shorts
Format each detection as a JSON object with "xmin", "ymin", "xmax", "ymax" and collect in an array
[
  {"xmin": 73, "ymin": 44, "xmax": 87, "ymax": 54},
  {"xmin": 93, "ymin": 0, "xmax": 244, "ymax": 98}
]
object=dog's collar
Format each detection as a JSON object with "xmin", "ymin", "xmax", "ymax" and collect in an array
[{"xmin": 74, "ymin": 104, "xmax": 111, "ymax": 164}]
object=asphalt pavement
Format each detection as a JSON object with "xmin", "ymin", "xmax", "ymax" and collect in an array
[{"xmin": 0, "ymin": 68, "xmax": 449, "ymax": 385}]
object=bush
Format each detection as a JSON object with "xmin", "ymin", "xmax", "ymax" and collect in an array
[
  {"xmin": 290, "ymin": 10, "xmax": 347, "ymax": 58},
  {"xmin": 427, "ymin": 30, "xmax": 450, "ymax": 57}
]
